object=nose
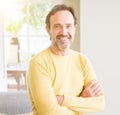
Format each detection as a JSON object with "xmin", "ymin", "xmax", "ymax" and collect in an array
[{"xmin": 60, "ymin": 26, "xmax": 68, "ymax": 35}]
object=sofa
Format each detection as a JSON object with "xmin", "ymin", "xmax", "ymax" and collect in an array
[{"xmin": 0, "ymin": 91, "xmax": 32, "ymax": 115}]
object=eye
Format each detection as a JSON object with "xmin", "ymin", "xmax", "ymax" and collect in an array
[
  {"xmin": 54, "ymin": 24, "xmax": 61, "ymax": 29},
  {"xmin": 66, "ymin": 24, "xmax": 72, "ymax": 29}
]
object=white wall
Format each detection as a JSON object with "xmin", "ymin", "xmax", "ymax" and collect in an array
[{"xmin": 80, "ymin": 0, "xmax": 120, "ymax": 115}]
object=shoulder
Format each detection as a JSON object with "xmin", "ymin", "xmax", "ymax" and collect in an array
[
  {"xmin": 70, "ymin": 50, "xmax": 93, "ymax": 67},
  {"xmin": 30, "ymin": 48, "xmax": 50, "ymax": 64},
  {"xmin": 70, "ymin": 49, "xmax": 88, "ymax": 60}
]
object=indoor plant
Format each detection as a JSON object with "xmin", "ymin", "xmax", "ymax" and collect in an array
[
  {"xmin": 6, "ymin": 19, "xmax": 24, "ymax": 63},
  {"xmin": 6, "ymin": 19, "xmax": 24, "ymax": 45}
]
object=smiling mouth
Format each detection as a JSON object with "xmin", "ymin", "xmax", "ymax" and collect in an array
[{"xmin": 56, "ymin": 35, "xmax": 69, "ymax": 40}]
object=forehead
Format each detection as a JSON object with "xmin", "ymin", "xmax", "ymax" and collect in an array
[{"xmin": 50, "ymin": 10, "xmax": 74, "ymax": 25}]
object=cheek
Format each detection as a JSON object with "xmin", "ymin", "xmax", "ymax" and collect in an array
[
  {"xmin": 49, "ymin": 32, "xmax": 57, "ymax": 41},
  {"xmin": 51, "ymin": 30, "xmax": 60, "ymax": 37},
  {"xmin": 70, "ymin": 29, "xmax": 75, "ymax": 36}
]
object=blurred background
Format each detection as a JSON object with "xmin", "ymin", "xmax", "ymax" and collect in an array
[{"xmin": 0, "ymin": 0, "xmax": 120, "ymax": 115}]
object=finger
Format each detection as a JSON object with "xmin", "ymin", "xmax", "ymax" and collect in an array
[
  {"xmin": 86, "ymin": 79, "xmax": 98, "ymax": 89},
  {"xmin": 91, "ymin": 81, "xmax": 101, "ymax": 89},
  {"xmin": 87, "ymin": 81, "xmax": 102, "ymax": 96},
  {"xmin": 91, "ymin": 81, "xmax": 101, "ymax": 91},
  {"xmin": 92, "ymin": 86, "xmax": 103, "ymax": 96},
  {"xmin": 94, "ymin": 89, "xmax": 103, "ymax": 96}
]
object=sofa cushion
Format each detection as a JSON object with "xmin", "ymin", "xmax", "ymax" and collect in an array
[{"xmin": 0, "ymin": 91, "xmax": 32, "ymax": 115}]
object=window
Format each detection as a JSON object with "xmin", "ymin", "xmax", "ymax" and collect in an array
[{"xmin": 1, "ymin": 0, "xmax": 57, "ymax": 91}]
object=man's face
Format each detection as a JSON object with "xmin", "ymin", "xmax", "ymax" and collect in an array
[{"xmin": 46, "ymin": 10, "xmax": 75, "ymax": 51}]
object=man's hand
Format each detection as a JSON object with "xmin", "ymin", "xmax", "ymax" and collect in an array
[
  {"xmin": 56, "ymin": 95, "xmax": 64, "ymax": 105},
  {"xmin": 80, "ymin": 80, "xmax": 103, "ymax": 98}
]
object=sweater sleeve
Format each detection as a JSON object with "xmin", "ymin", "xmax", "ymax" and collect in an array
[
  {"xmin": 28, "ymin": 58, "xmax": 76, "ymax": 115},
  {"xmin": 62, "ymin": 54, "xmax": 105, "ymax": 114},
  {"xmin": 63, "ymin": 94, "xmax": 104, "ymax": 114}
]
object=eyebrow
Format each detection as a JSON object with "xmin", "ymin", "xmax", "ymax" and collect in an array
[{"xmin": 54, "ymin": 23, "xmax": 73, "ymax": 26}]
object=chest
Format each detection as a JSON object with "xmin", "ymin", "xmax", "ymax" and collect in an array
[{"xmin": 48, "ymin": 58, "xmax": 84, "ymax": 96}]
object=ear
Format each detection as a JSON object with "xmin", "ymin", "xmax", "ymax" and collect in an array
[{"xmin": 45, "ymin": 25, "xmax": 51, "ymax": 35}]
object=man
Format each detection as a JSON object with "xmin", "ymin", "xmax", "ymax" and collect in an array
[{"xmin": 27, "ymin": 4, "xmax": 104, "ymax": 115}]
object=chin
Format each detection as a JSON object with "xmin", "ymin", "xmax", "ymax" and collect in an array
[
  {"xmin": 56, "ymin": 42, "xmax": 71, "ymax": 50},
  {"xmin": 60, "ymin": 46, "xmax": 70, "ymax": 51}
]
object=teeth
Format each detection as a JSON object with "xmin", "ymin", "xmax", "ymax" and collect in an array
[
  {"xmin": 57, "ymin": 37, "xmax": 61, "ymax": 39},
  {"xmin": 58, "ymin": 36, "xmax": 68, "ymax": 39},
  {"xmin": 57, "ymin": 35, "xmax": 68, "ymax": 39}
]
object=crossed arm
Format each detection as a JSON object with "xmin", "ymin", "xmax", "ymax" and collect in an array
[
  {"xmin": 29, "ymin": 57, "xmax": 104, "ymax": 114},
  {"xmin": 56, "ymin": 79, "xmax": 103, "ymax": 106}
]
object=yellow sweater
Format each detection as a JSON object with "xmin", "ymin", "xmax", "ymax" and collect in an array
[{"xmin": 27, "ymin": 48, "xmax": 104, "ymax": 115}]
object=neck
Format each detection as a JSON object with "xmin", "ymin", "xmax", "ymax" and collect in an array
[{"xmin": 49, "ymin": 45, "xmax": 69, "ymax": 56}]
